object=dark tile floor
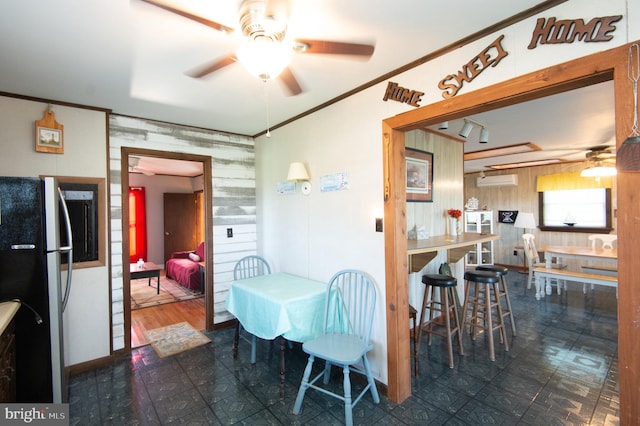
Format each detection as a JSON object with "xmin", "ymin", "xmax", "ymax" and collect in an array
[{"xmin": 69, "ymin": 272, "xmax": 619, "ymax": 425}]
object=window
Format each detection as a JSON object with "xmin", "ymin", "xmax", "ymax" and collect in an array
[{"xmin": 538, "ymin": 188, "xmax": 613, "ymax": 233}]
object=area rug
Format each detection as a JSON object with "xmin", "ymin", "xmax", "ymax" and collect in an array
[
  {"xmin": 143, "ymin": 322, "xmax": 211, "ymax": 358},
  {"xmin": 131, "ymin": 275, "xmax": 203, "ymax": 310}
]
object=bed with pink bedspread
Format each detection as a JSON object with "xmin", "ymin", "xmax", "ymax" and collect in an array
[{"xmin": 165, "ymin": 242, "xmax": 204, "ymax": 293}]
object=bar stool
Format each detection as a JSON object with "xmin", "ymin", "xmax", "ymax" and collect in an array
[
  {"xmin": 409, "ymin": 304, "xmax": 418, "ymax": 376},
  {"xmin": 461, "ymin": 270, "xmax": 509, "ymax": 361},
  {"xmin": 476, "ymin": 265, "xmax": 516, "ymax": 337},
  {"xmin": 417, "ymin": 274, "xmax": 464, "ymax": 369}
]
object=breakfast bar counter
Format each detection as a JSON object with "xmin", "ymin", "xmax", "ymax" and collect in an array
[{"xmin": 407, "ymin": 232, "xmax": 500, "ymax": 272}]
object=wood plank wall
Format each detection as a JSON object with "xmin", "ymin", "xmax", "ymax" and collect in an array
[
  {"xmin": 405, "ymin": 130, "xmax": 464, "ymax": 308},
  {"xmin": 108, "ymin": 115, "xmax": 256, "ymax": 351}
]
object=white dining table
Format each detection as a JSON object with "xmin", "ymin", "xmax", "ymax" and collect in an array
[
  {"xmin": 538, "ymin": 245, "xmax": 618, "ymax": 295},
  {"xmin": 540, "ymin": 245, "xmax": 618, "ymax": 265}
]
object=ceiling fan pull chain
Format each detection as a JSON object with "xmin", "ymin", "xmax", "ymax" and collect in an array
[{"xmin": 264, "ymin": 80, "xmax": 272, "ymax": 137}]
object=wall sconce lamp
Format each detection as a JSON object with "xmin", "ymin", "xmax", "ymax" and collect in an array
[{"xmin": 287, "ymin": 162, "xmax": 311, "ymax": 195}]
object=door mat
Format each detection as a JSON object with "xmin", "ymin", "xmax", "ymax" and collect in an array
[
  {"xmin": 143, "ymin": 322, "xmax": 211, "ymax": 358},
  {"xmin": 131, "ymin": 275, "xmax": 203, "ymax": 310}
]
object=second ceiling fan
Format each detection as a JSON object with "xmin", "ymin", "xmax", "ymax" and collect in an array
[{"xmin": 140, "ymin": 0, "xmax": 375, "ymax": 95}]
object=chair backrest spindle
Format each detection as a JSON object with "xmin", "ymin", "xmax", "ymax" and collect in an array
[
  {"xmin": 233, "ymin": 255, "xmax": 271, "ymax": 280},
  {"xmin": 323, "ymin": 269, "xmax": 376, "ymax": 346}
]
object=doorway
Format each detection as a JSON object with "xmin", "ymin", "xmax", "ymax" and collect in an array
[
  {"xmin": 382, "ymin": 41, "xmax": 637, "ymax": 422},
  {"xmin": 121, "ymin": 147, "xmax": 213, "ymax": 351}
]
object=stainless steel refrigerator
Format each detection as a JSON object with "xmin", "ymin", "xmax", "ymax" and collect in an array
[{"xmin": 0, "ymin": 176, "xmax": 73, "ymax": 403}]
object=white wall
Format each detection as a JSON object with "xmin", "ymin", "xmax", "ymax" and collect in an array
[
  {"xmin": 257, "ymin": 0, "xmax": 638, "ymax": 385},
  {"xmin": 0, "ymin": 95, "xmax": 110, "ymax": 366}
]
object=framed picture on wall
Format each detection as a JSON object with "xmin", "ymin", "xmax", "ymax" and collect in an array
[
  {"xmin": 35, "ymin": 109, "xmax": 64, "ymax": 154},
  {"xmin": 498, "ymin": 210, "xmax": 518, "ymax": 223},
  {"xmin": 406, "ymin": 147, "xmax": 433, "ymax": 202}
]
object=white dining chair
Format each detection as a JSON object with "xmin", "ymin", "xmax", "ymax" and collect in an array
[
  {"xmin": 589, "ymin": 234, "xmax": 617, "ymax": 250},
  {"xmin": 522, "ymin": 234, "xmax": 566, "ymax": 297}
]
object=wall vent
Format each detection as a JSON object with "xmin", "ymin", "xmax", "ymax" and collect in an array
[{"xmin": 476, "ymin": 174, "xmax": 518, "ymax": 187}]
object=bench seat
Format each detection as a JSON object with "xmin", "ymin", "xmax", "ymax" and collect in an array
[{"xmin": 532, "ymin": 267, "xmax": 617, "ymax": 300}]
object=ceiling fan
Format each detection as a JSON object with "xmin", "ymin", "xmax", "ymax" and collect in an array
[
  {"xmin": 139, "ymin": 0, "xmax": 375, "ymax": 95},
  {"xmin": 581, "ymin": 146, "xmax": 617, "ymax": 177},
  {"xmin": 585, "ymin": 146, "xmax": 616, "ymax": 163}
]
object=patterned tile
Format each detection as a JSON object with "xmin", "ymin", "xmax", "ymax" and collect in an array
[{"xmin": 68, "ymin": 271, "xmax": 619, "ymax": 425}]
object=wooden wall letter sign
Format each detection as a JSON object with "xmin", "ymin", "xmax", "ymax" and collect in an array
[
  {"xmin": 528, "ymin": 15, "xmax": 623, "ymax": 49},
  {"xmin": 382, "ymin": 82, "xmax": 424, "ymax": 107},
  {"xmin": 35, "ymin": 108, "xmax": 64, "ymax": 154},
  {"xmin": 438, "ymin": 35, "xmax": 508, "ymax": 99}
]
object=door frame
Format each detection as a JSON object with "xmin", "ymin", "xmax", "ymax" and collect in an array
[
  {"xmin": 382, "ymin": 41, "xmax": 639, "ymax": 423},
  {"xmin": 121, "ymin": 147, "xmax": 214, "ymax": 351}
]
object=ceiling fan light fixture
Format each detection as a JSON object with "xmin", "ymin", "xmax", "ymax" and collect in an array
[
  {"xmin": 580, "ymin": 164, "xmax": 617, "ymax": 177},
  {"xmin": 237, "ymin": 38, "xmax": 290, "ymax": 81}
]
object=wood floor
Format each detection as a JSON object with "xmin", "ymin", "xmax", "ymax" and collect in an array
[{"xmin": 131, "ymin": 298, "xmax": 205, "ymax": 348}]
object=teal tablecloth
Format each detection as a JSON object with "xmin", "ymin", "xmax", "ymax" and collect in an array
[{"xmin": 225, "ymin": 272, "xmax": 327, "ymax": 342}]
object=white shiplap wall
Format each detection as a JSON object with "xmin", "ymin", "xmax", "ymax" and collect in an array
[{"xmin": 108, "ymin": 115, "xmax": 256, "ymax": 351}]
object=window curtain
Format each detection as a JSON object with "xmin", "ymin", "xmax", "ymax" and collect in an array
[
  {"xmin": 536, "ymin": 172, "xmax": 613, "ymax": 192},
  {"xmin": 129, "ymin": 186, "xmax": 147, "ymax": 263}
]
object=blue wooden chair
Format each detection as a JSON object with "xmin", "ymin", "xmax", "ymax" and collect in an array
[
  {"xmin": 232, "ymin": 255, "xmax": 271, "ymax": 364},
  {"xmin": 293, "ymin": 269, "xmax": 380, "ymax": 426}
]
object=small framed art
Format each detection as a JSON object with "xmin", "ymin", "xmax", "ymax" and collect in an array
[
  {"xmin": 35, "ymin": 109, "xmax": 64, "ymax": 154},
  {"xmin": 406, "ymin": 147, "xmax": 433, "ymax": 202}
]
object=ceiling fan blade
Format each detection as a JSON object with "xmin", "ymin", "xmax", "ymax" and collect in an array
[
  {"xmin": 293, "ymin": 39, "xmax": 374, "ymax": 57},
  {"xmin": 139, "ymin": 0, "xmax": 235, "ymax": 34},
  {"xmin": 187, "ymin": 54, "xmax": 237, "ymax": 78},
  {"xmin": 278, "ymin": 67, "xmax": 303, "ymax": 96}
]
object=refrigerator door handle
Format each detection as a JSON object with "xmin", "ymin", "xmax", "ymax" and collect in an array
[{"xmin": 57, "ymin": 187, "xmax": 73, "ymax": 312}]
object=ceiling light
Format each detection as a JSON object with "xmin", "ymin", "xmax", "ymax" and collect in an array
[
  {"xmin": 459, "ymin": 120, "xmax": 473, "ymax": 138},
  {"xmin": 237, "ymin": 38, "xmax": 291, "ymax": 81},
  {"xmin": 479, "ymin": 127, "xmax": 489, "ymax": 144},
  {"xmin": 580, "ymin": 165, "xmax": 617, "ymax": 177},
  {"xmin": 438, "ymin": 121, "xmax": 449, "ymax": 130}
]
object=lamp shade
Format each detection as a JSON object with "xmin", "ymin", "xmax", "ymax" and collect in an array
[
  {"xmin": 287, "ymin": 162, "xmax": 309, "ymax": 181},
  {"xmin": 514, "ymin": 212, "xmax": 536, "ymax": 230}
]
